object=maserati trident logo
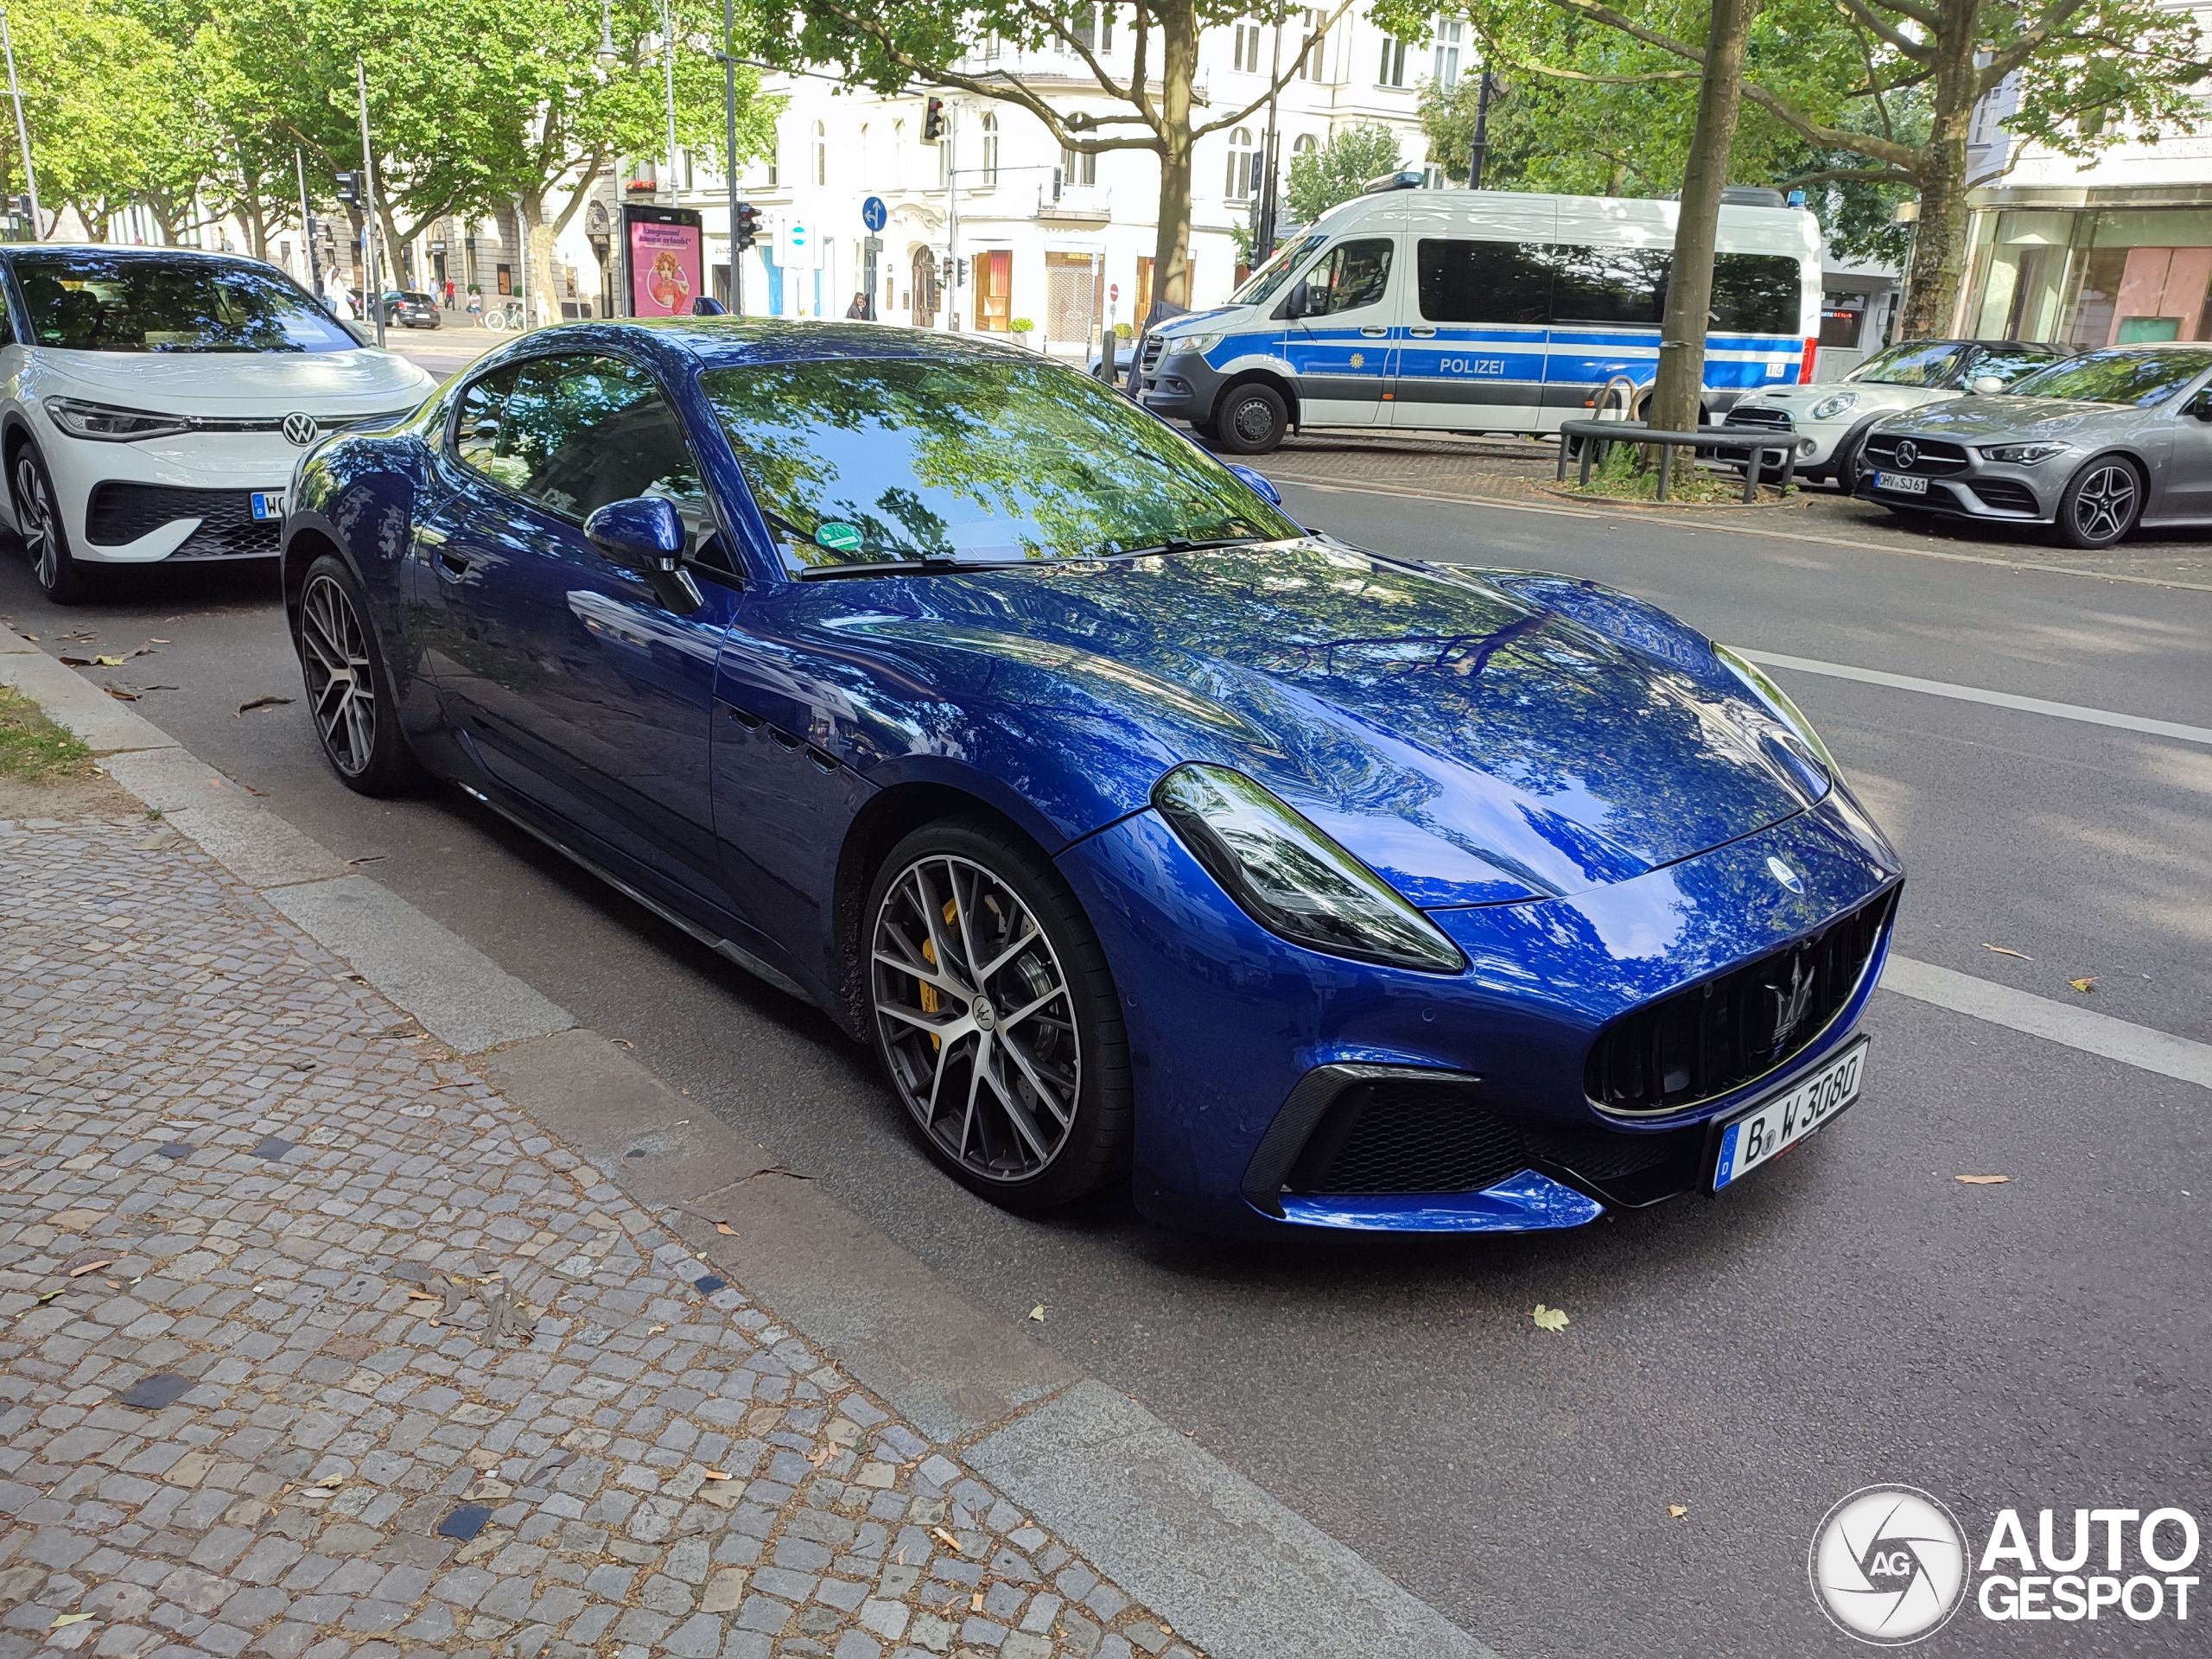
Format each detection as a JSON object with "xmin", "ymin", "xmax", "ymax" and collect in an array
[
  {"xmin": 281, "ymin": 411, "xmax": 321, "ymax": 447},
  {"xmin": 1893, "ymin": 439, "xmax": 1919, "ymax": 470},
  {"xmin": 1769, "ymin": 956, "xmax": 1817, "ymax": 1056},
  {"xmin": 1766, "ymin": 855, "xmax": 1804, "ymax": 893}
]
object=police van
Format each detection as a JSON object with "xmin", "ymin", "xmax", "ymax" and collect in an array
[{"xmin": 1135, "ymin": 180, "xmax": 1823, "ymax": 454}]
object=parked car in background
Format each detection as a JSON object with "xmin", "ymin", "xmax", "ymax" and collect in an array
[
  {"xmin": 382, "ymin": 290, "xmax": 441, "ymax": 329},
  {"xmin": 1725, "ymin": 338, "xmax": 2067, "ymax": 492},
  {"xmin": 1857, "ymin": 344, "xmax": 2212, "ymax": 548},
  {"xmin": 1, "ymin": 245, "xmax": 438, "ymax": 602}
]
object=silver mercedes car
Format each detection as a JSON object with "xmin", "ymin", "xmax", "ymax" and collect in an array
[{"xmin": 1857, "ymin": 345, "xmax": 2212, "ymax": 548}]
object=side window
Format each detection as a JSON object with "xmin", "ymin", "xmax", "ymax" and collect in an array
[
  {"xmin": 0, "ymin": 278, "xmax": 14, "ymax": 348},
  {"xmin": 1416, "ymin": 238, "xmax": 1550, "ymax": 325},
  {"xmin": 499, "ymin": 353, "xmax": 709, "ymax": 540},
  {"xmin": 452, "ymin": 364, "xmax": 524, "ymax": 487},
  {"xmin": 1967, "ymin": 346, "xmax": 2058, "ymax": 386},
  {"xmin": 1302, "ymin": 238, "xmax": 1394, "ymax": 317},
  {"xmin": 1709, "ymin": 253, "xmax": 1802, "ymax": 335},
  {"xmin": 1546, "ymin": 243, "xmax": 1669, "ymax": 327}
]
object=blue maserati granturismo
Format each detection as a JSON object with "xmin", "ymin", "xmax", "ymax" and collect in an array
[{"xmin": 282, "ymin": 320, "xmax": 1902, "ymax": 1236}]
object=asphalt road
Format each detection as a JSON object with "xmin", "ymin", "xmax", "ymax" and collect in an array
[{"xmin": 4, "ymin": 483, "xmax": 2207, "ymax": 1658}]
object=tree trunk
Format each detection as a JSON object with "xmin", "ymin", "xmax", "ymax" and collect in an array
[
  {"xmin": 522, "ymin": 199, "xmax": 563, "ymax": 327},
  {"xmin": 1648, "ymin": 0, "xmax": 1762, "ymax": 435},
  {"xmin": 1147, "ymin": 0, "xmax": 1199, "ymax": 311},
  {"xmin": 1900, "ymin": 22, "xmax": 1982, "ymax": 338}
]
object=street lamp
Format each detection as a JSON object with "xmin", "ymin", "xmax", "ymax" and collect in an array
[
  {"xmin": 660, "ymin": 0, "xmax": 678, "ymax": 205},
  {"xmin": 595, "ymin": 0, "xmax": 619, "ymax": 67}
]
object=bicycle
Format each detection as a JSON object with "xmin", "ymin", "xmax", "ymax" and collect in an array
[{"xmin": 480, "ymin": 299, "xmax": 524, "ymax": 333}]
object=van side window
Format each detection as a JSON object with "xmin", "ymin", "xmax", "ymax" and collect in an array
[
  {"xmin": 1547, "ymin": 244, "xmax": 1670, "ymax": 327},
  {"xmin": 1416, "ymin": 240, "xmax": 1551, "ymax": 325},
  {"xmin": 1303, "ymin": 239, "xmax": 1393, "ymax": 317},
  {"xmin": 1709, "ymin": 253, "xmax": 1802, "ymax": 335}
]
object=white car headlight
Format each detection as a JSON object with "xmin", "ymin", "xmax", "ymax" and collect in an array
[
  {"xmin": 1165, "ymin": 333, "xmax": 1223, "ymax": 357},
  {"xmin": 1978, "ymin": 441, "xmax": 2072, "ymax": 465},
  {"xmin": 46, "ymin": 397, "xmax": 193, "ymax": 442},
  {"xmin": 1809, "ymin": 391, "xmax": 1858, "ymax": 421},
  {"xmin": 1714, "ymin": 645, "xmax": 1839, "ymax": 778},
  {"xmin": 1153, "ymin": 764, "xmax": 1465, "ymax": 974}
]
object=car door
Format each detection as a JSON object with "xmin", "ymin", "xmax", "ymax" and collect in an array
[
  {"xmin": 1278, "ymin": 236, "xmax": 1400, "ymax": 429},
  {"xmin": 2153, "ymin": 373, "xmax": 2212, "ymax": 523},
  {"xmin": 1394, "ymin": 237, "xmax": 1551, "ymax": 432},
  {"xmin": 416, "ymin": 349, "xmax": 743, "ymax": 920}
]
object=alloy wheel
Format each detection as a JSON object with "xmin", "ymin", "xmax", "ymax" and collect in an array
[
  {"xmin": 2072, "ymin": 463, "xmax": 2139, "ymax": 542},
  {"xmin": 298, "ymin": 573, "xmax": 378, "ymax": 776},
  {"xmin": 870, "ymin": 853, "xmax": 1082, "ymax": 1184},
  {"xmin": 16, "ymin": 455, "xmax": 57, "ymax": 592}
]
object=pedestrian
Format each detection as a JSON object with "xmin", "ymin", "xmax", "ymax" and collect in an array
[
  {"xmin": 443, "ymin": 280, "xmax": 455, "ymax": 308},
  {"xmin": 467, "ymin": 291, "xmax": 481, "ymax": 323},
  {"xmin": 845, "ymin": 290, "xmax": 874, "ymax": 321}
]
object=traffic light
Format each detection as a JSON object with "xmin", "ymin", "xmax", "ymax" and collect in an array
[
  {"xmin": 938, "ymin": 255, "xmax": 953, "ymax": 291},
  {"xmin": 956, "ymin": 257, "xmax": 969, "ymax": 288},
  {"xmin": 732, "ymin": 201, "xmax": 759, "ymax": 251},
  {"xmin": 334, "ymin": 170, "xmax": 362, "ymax": 207},
  {"xmin": 921, "ymin": 97, "xmax": 945, "ymax": 143}
]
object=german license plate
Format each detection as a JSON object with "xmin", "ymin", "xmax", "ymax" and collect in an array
[
  {"xmin": 1711, "ymin": 1039, "xmax": 1868, "ymax": 1192},
  {"xmin": 251, "ymin": 491, "xmax": 285, "ymax": 520},
  {"xmin": 1873, "ymin": 472, "xmax": 1926, "ymax": 496}
]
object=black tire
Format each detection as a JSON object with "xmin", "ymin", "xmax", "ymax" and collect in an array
[
  {"xmin": 863, "ymin": 817, "xmax": 1132, "ymax": 1210},
  {"xmin": 1212, "ymin": 382, "xmax": 1288, "ymax": 455},
  {"xmin": 2054, "ymin": 454, "xmax": 2143, "ymax": 550},
  {"xmin": 294, "ymin": 552, "xmax": 428, "ymax": 796},
  {"xmin": 1831, "ymin": 426, "xmax": 1871, "ymax": 497},
  {"xmin": 1187, "ymin": 416, "xmax": 1222, "ymax": 446},
  {"xmin": 11, "ymin": 443, "xmax": 92, "ymax": 605}
]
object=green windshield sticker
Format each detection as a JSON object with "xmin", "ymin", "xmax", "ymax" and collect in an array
[{"xmin": 815, "ymin": 521, "xmax": 863, "ymax": 553}]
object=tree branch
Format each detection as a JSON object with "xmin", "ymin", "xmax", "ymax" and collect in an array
[
  {"xmin": 1006, "ymin": 0, "xmax": 1133, "ymax": 108},
  {"xmin": 1828, "ymin": 0, "xmax": 1934, "ymax": 60},
  {"xmin": 1980, "ymin": 0, "xmax": 2096, "ymax": 88},
  {"xmin": 1783, "ymin": 163, "xmax": 1917, "ymax": 187}
]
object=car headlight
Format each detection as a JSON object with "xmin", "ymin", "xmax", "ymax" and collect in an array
[
  {"xmin": 1713, "ymin": 645, "xmax": 1839, "ymax": 777},
  {"xmin": 1153, "ymin": 764, "xmax": 1465, "ymax": 974},
  {"xmin": 1165, "ymin": 333, "xmax": 1222, "ymax": 357},
  {"xmin": 45, "ymin": 398, "xmax": 193, "ymax": 442},
  {"xmin": 1809, "ymin": 391, "xmax": 1858, "ymax": 421},
  {"xmin": 1977, "ymin": 441, "xmax": 2072, "ymax": 465}
]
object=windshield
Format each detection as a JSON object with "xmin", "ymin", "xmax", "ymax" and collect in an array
[
  {"xmin": 2005, "ymin": 348, "xmax": 2212, "ymax": 406},
  {"xmin": 700, "ymin": 353, "xmax": 1301, "ymax": 573},
  {"xmin": 11, "ymin": 251, "xmax": 359, "ymax": 353},
  {"xmin": 1228, "ymin": 232, "xmax": 1327, "ymax": 309},
  {"xmin": 1847, "ymin": 341, "xmax": 1966, "ymax": 387}
]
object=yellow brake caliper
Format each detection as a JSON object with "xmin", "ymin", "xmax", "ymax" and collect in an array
[{"xmin": 918, "ymin": 897, "xmax": 959, "ymax": 1051}]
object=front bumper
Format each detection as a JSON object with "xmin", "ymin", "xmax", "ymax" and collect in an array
[
  {"xmin": 1724, "ymin": 407, "xmax": 1849, "ymax": 473},
  {"xmin": 1856, "ymin": 433, "xmax": 2058, "ymax": 522},
  {"xmin": 37, "ymin": 424, "xmax": 298, "ymax": 563},
  {"xmin": 1136, "ymin": 345, "xmax": 1231, "ymax": 423},
  {"xmin": 1055, "ymin": 788, "xmax": 1901, "ymax": 1236}
]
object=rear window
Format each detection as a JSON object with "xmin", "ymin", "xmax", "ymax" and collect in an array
[
  {"xmin": 11, "ymin": 251, "xmax": 358, "ymax": 353},
  {"xmin": 1416, "ymin": 240, "xmax": 1551, "ymax": 325}
]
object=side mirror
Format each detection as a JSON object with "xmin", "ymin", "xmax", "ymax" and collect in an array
[
  {"xmin": 690, "ymin": 296, "xmax": 728, "ymax": 316},
  {"xmin": 1280, "ymin": 282, "xmax": 1309, "ymax": 321},
  {"xmin": 583, "ymin": 495, "xmax": 702, "ymax": 613},
  {"xmin": 2189, "ymin": 386, "xmax": 2212, "ymax": 422},
  {"xmin": 1969, "ymin": 374, "xmax": 2005, "ymax": 396},
  {"xmin": 1226, "ymin": 463, "xmax": 1281, "ymax": 505}
]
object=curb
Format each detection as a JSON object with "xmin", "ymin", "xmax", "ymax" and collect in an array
[{"xmin": 2, "ymin": 622, "xmax": 1498, "ymax": 1659}]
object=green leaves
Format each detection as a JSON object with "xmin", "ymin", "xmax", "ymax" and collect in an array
[{"xmin": 1286, "ymin": 124, "xmax": 1409, "ymax": 224}]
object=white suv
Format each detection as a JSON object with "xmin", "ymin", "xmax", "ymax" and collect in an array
[{"xmin": 1, "ymin": 245, "xmax": 437, "ymax": 602}]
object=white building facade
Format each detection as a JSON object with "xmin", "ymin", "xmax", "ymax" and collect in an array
[{"xmin": 583, "ymin": 7, "xmax": 1442, "ymax": 352}]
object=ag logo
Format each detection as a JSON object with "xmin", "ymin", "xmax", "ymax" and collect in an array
[{"xmin": 1810, "ymin": 1485, "xmax": 1968, "ymax": 1644}]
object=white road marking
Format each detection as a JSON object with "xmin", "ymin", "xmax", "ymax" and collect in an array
[
  {"xmin": 1744, "ymin": 650, "xmax": 2212, "ymax": 747},
  {"xmin": 1883, "ymin": 956, "xmax": 2212, "ymax": 1090}
]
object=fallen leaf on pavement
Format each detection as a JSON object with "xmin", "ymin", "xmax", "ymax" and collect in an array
[
  {"xmin": 970, "ymin": 1592, "xmax": 984, "ymax": 1612},
  {"xmin": 315, "ymin": 1474, "xmax": 344, "ymax": 1489},
  {"xmin": 932, "ymin": 1526, "xmax": 963, "ymax": 1554},
  {"xmin": 58, "ymin": 654, "xmax": 92, "ymax": 666},
  {"xmin": 1668, "ymin": 1504, "xmax": 1688, "ymax": 1518},
  {"xmin": 67, "ymin": 1260, "xmax": 116, "ymax": 1277},
  {"xmin": 50, "ymin": 1614, "xmax": 92, "ymax": 1630},
  {"xmin": 35, "ymin": 1288, "xmax": 62, "ymax": 1304},
  {"xmin": 2069, "ymin": 977, "xmax": 2095, "ymax": 993},
  {"xmin": 806, "ymin": 1445, "xmax": 834, "ymax": 1468},
  {"xmin": 702, "ymin": 1468, "xmax": 732, "ymax": 1481},
  {"xmin": 1955, "ymin": 1174, "xmax": 2010, "ymax": 1185},
  {"xmin": 92, "ymin": 654, "xmax": 127, "ymax": 667},
  {"xmin": 1532, "ymin": 1304, "xmax": 1570, "ymax": 1332},
  {"xmin": 1027, "ymin": 1304, "xmax": 1046, "ymax": 1322},
  {"xmin": 103, "ymin": 686, "xmax": 140, "ymax": 702},
  {"xmin": 1981, "ymin": 944, "xmax": 2033, "ymax": 960},
  {"xmin": 406, "ymin": 1289, "xmax": 441, "ymax": 1301},
  {"xmin": 235, "ymin": 695, "xmax": 294, "ymax": 715},
  {"xmin": 646, "ymin": 1323, "xmax": 667, "ymax": 1335},
  {"xmin": 715, "ymin": 1222, "xmax": 737, "ymax": 1236}
]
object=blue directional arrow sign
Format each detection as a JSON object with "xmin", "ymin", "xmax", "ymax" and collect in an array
[{"xmin": 861, "ymin": 196, "xmax": 888, "ymax": 233}]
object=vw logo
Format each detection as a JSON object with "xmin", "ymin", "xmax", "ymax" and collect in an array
[
  {"xmin": 1809, "ymin": 1485, "xmax": 1968, "ymax": 1644},
  {"xmin": 1892, "ymin": 439, "xmax": 1918, "ymax": 470},
  {"xmin": 1766, "ymin": 855, "xmax": 1804, "ymax": 894},
  {"xmin": 281, "ymin": 412, "xmax": 321, "ymax": 447}
]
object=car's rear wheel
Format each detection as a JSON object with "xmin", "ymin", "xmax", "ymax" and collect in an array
[
  {"xmin": 1831, "ymin": 427, "xmax": 1870, "ymax": 497},
  {"xmin": 296, "ymin": 553, "xmax": 426, "ymax": 795},
  {"xmin": 1213, "ymin": 382, "xmax": 1288, "ymax": 454},
  {"xmin": 865, "ymin": 819, "xmax": 1130, "ymax": 1209},
  {"xmin": 13, "ymin": 445, "xmax": 91, "ymax": 605},
  {"xmin": 2055, "ymin": 456, "xmax": 2142, "ymax": 549}
]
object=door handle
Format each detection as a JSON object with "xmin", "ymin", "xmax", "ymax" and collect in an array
[
  {"xmin": 436, "ymin": 548, "xmax": 473, "ymax": 581},
  {"xmin": 1408, "ymin": 326, "xmax": 1438, "ymax": 338},
  {"xmin": 1360, "ymin": 326, "xmax": 1389, "ymax": 338}
]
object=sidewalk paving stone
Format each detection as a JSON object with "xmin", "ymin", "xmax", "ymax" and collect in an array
[{"xmin": 0, "ymin": 814, "xmax": 1203, "ymax": 1659}]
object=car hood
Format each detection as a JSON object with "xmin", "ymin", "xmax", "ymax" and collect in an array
[
  {"xmin": 804, "ymin": 541, "xmax": 1827, "ymax": 908},
  {"xmin": 31, "ymin": 346, "xmax": 435, "ymax": 414},
  {"xmin": 1877, "ymin": 393, "xmax": 2141, "ymax": 440},
  {"xmin": 1745, "ymin": 383, "xmax": 1955, "ymax": 416}
]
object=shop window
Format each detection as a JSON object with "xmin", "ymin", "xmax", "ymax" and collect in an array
[{"xmin": 974, "ymin": 249, "xmax": 1012, "ymax": 330}]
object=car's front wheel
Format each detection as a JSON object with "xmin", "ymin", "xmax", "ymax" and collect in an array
[
  {"xmin": 2056, "ymin": 455, "xmax": 2142, "ymax": 549},
  {"xmin": 296, "ymin": 553, "xmax": 426, "ymax": 795},
  {"xmin": 12, "ymin": 445, "xmax": 91, "ymax": 605},
  {"xmin": 1213, "ymin": 382, "xmax": 1288, "ymax": 454},
  {"xmin": 864, "ymin": 819, "xmax": 1131, "ymax": 1209}
]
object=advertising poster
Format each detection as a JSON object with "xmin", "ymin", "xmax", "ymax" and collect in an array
[{"xmin": 626, "ymin": 213, "xmax": 703, "ymax": 317}]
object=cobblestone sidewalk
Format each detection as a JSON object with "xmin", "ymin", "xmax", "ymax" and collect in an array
[{"xmin": 0, "ymin": 810, "xmax": 1198, "ymax": 1659}]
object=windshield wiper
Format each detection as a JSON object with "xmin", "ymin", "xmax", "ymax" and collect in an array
[
  {"xmin": 795, "ymin": 558, "xmax": 958, "ymax": 580},
  {"xmin": 1104, "ymin": 534, "xmax": 1272, "ymax": 559}
]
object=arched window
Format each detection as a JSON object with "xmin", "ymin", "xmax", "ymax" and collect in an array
[
  {"xmin": 980, "ymin": 114, "xmax": 1001, "ymax": 186},
  {"xmin": 813, "ymin": 121, "xmax": 828, "ymax": 188},
  {"xmin": 1293, "ymin": 133, "xmax": 1318, "ymax": 160},
  {"xmin": 1225, "ymin": 128, "xmax": 1255, "ymax": 200}
]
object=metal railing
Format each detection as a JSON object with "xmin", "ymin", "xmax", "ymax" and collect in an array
[{"xmin": 1555, "ymin": 418, "xmax": 1798, "ymax": 505}]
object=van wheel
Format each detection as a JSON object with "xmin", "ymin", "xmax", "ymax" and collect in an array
[{"xmin": 1214, "ymin": 384, "xmax": 1287, "ymax": 455}]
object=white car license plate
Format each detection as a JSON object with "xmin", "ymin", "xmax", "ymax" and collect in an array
[
  {"xmin": 1873, "ymin": 471, "xmax": 1926, "ymax": 496},
  {"xmin": 250, "ymin": 491, "xmax": 285, "ymax": 521},
  {"xmin": 1711, "ymin": 1039, "xmax": 1869, "ymax": 1192}
]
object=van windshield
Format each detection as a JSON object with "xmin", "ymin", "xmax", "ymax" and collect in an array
[{"xmin": 1229, "ymin": 232, "xmax": 1326, "ymax": 308}]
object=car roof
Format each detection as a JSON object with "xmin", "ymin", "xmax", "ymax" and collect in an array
[
  {"xmin": 0, "ymin": 243, "xmax": 263, "ymax": 264},
  {"xmin": 516, "ymin": 318, "xmax": 1040, "ymax": 373}
]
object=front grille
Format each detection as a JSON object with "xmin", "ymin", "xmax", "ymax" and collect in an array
[
  {"xmin": 1967, "ymin": 479, "xmax": 2039, "ymax": 514},
  {"xmin": 1586, "ymin": 889, "xmax": 1896, "ymax": 1116},
  {"xmin": 1861, "ymin": 435, "xmax": 1967, "ymax": 476},
  {"xmin": 85, "ymin": 482, "xmax": 278, "ymax": 558},
  {"xmin": 1140, "ymin": 334, "xmax": 1165, "ymax": 372},
  {"xmin": 1725, "ymin": 405, "xmax": 1793, "ymax": 433},
  {"xmin": 1287, "ymin": 1078, "xmax": 1530, "ymax": 1196}
]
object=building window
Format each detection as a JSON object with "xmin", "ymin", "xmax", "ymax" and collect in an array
[
  {"xmin": 1292, "ymin": 132, "xmax": 1317, "ymax": 163},
  {"xmin": 813, "ymin": 122, "xmax": 828, "ymax": 187},
  {"xmin": 1071, "ymin": 4, "xmax": 1115, "ymax": 54},
  {"xmin": 1062, "ymin": 145, "xmax": 1097, "ymax": 188},
  {"xmin": 1378, "ymin": 35, "xmax": 1408, "ymax": 86},
  {"xmin": 981, "ymin": 114, "xmax": 1001, "ymax": 185},
  {"xmin": 1296, "ymin": 9, "xmax": 1327, "ymax": 79},
  {"xmin": 1432, "ymin": 19, "xmax": 1463, "ymax": 91},
  {"xmin": 1226, "ymin": 128, "xmax": 1257, "ymax": 200},
  {"xmin": 1233, "ymin": 22, "xmax": 1263, "ymax": 74},
  {"xmin": 764, "ymin": 143, "xmax": 779, "ymax": 189}
]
